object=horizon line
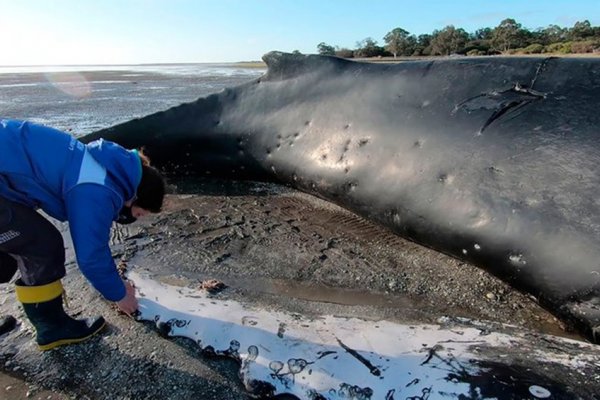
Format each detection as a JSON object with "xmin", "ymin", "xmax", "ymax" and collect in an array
[{"xmin": 0, "ymin": 60, "xmax": 265, "ymax": 68}]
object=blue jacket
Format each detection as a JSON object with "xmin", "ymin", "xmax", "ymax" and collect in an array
[{"xmin": 0, "ymin": 119, "xmax": 141, "ymax": 301}]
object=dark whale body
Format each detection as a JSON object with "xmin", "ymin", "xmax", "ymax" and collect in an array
[{"xmin": 83, "ymin": 52, "xmax": 600, "ymax": 343}]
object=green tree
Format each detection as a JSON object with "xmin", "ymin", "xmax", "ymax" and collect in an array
[
  {"xmin": 335, "ymin": 48, "xmax": 354, "ymax": 58},
  {"xmin": 464, "ymin": 39, "xmax": 491, "ymax": 55},
  {"xmin": 491, "ymin": 18, "xmax": 525, "ymax": 53},
  {"xmin": 466, "ymin": 27, "xmax": 493, "ymax": 54},
  {"xmin": 314, "ymin": 18, "xmax": 599, "ymax": 59},
  {"xmin": 570, "ymin": 20, "xmax": 594, "ymax": 40},
  {"xmin": 404, "ymin": 35, "xmax": 418, "ymax": 56},
  {"xmin": 414, "ymin": 34, "xmax": 432, "ymax": 55},
  {"xmin": 383, "ymin": 27, "xmax": 410, "ymax": 58},
  {"xmin": 537, "ymin": 24, "xmax": 568, "ymax": 44},
  {"xmin": 473, "ymin": 27, "xmax": 493, "ymax": 41},
  {"xmin": 546, "ymin": 42, "xmax": 573, "ymax": 54},
  {"xmin": 317, "ymin": 42, "xmax": 336, "ymax": 56},
  {"xmin": 521, "ymin": 43, "xmax": 544, "ymax": 54},
  {"xmin": 355, "ymin": 37, "xmax": 383, "ymax": 58},
  {"xmin": 429, "ymin": 25, "xmax": 469, "ymax": 55}
]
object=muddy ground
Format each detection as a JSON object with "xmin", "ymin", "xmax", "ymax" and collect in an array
[{"xmin": 0, "ymin": 179, "xmax": 598, "ymax": 399}]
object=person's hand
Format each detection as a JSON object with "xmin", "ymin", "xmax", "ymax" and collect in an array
[{"xmin": 116, "ymin": 280, "xmax": 138, "ymax": 315}]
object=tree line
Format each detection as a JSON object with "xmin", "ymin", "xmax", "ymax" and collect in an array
[{"xmin": 317, "ymin": 19, "xmax": 600, "ymax": 58}]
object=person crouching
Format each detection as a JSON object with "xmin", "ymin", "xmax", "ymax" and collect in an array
[{"xmin": 0, "ymin": 119, "xmax": 165, "ymax": 350}]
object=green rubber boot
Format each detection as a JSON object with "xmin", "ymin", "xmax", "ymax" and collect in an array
[{"xmin": 16, "ymin": 279, "xmax": 106, "ymax": 351}]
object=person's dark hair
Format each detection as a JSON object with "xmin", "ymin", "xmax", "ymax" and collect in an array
[{"xmin": 134, "ymin": 149, "xmax": 165, "ymax": 213}]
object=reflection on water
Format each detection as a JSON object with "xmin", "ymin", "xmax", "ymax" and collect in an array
[
  {"xmin": 0, "ymin": 64, "xmax": 265, "ymax": 135},
  {"xmin": 0, "ymin": 63, "xmax": 264, "ymax": 76}
]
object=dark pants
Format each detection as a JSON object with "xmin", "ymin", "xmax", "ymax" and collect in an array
[{"xmin": 0, "ymin": 196, "xmax": 65, "ymax": 286}]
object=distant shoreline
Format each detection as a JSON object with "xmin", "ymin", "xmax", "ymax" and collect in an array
[
  {"xmin": 236, "ymin": 52, "xmax": 600, "ymax": 68},
  {"xmin": 233, "ymin": 61, "xmax": 267, "ymax": 68},
  {"xmin": 2, "ymin": 53, "xmax": 598, "ymax": 72}
]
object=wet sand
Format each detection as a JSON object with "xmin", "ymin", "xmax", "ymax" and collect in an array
[
  {"xmin": 1, "ymin": 180, "xmax": 599, "ymax": 399},
  {"xmin": 0, "ymin": 66, "xmax": 264, "ymax": 135},
  {"xmin": 127, "ymin": 180, "xmax": 569, "ymax": 336}
]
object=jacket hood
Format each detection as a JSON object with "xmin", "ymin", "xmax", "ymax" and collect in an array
[{"xmin": 85, "ymin": 139, "xmax": 141, "ymax": 203}]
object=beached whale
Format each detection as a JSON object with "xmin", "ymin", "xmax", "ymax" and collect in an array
[{"xmin": 82, "ymin": 52, "xmax": 600, "ymax": 343}]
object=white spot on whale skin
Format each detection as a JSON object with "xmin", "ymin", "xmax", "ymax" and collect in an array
[
  {"xmin": 509, "ymin": 254, "xmax": 527, "ymax": 266},
  {"xmin": 529, "ymin": 385, "xmax": 551, "ymax": 398},
  {"xmin": 474, "ymin": 244, "xmax": 481, "ymax": 251}
]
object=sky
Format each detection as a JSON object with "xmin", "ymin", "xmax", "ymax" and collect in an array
[{"xmin": 0, "ymin": 0, "xmax": 598, "ymax": 65}]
